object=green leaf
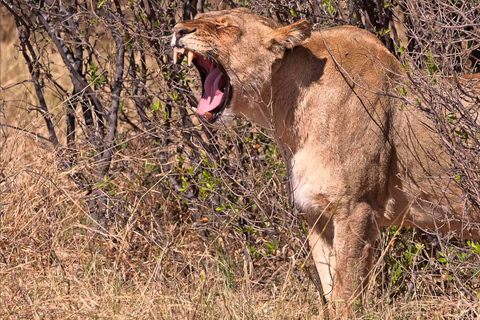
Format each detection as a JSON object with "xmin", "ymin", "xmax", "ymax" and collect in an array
[{"xmin": 151, "ymin": 100, "xmax": 161, "ymax": 112}]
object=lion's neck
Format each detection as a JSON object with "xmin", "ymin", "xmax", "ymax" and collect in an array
[{"xmin": 264, "ymin": 46, "xmax": 326, "ymax": 153}]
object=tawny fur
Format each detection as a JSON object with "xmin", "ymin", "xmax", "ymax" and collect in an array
[{"xmin": 172, "ymin": 8, "xmax": 480, "ymax": 308}]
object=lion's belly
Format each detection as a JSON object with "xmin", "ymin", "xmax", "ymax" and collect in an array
[
  {"xmin": 290, "ymin": 148, "xmax": 338, "ymax": 213},
  {"xmin": 290, "ymin": 146, "xmax": 389, "ymax": 216}
]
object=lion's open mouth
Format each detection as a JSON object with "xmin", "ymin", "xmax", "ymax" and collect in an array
[{"xmin": 173, "ymin": 47, "xmax": 231, "ymax": 122}]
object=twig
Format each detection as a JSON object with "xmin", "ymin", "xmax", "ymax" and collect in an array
[{"xmin": 0, "ymin": 124, "xmax": 50, "ymax": 141}]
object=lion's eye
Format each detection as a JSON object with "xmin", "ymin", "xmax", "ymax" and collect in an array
[
  {"xmin": 215, "ymin": 23, "xmax": 236, "ymax": 30},
  {"xmin": 214, "ymin": 18, "xmax": 231, "ymax": 28}
]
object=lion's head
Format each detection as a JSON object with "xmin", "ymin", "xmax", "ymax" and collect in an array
[{"xmin": 171, "ymin": 8, "xmax": 311, "ymax": 125}]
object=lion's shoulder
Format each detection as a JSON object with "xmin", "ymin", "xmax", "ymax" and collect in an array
[
  {"xmin": 300, "ymin": 25, "xmax": 400, "ymax": 76},
  {"xmin": 307, "ymin": 25, "xmax": 389, "ymax": 54}
]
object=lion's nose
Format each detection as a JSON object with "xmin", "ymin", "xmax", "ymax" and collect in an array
[
  {"xmin": 174, "ymin": 25, "xmax": 196, "ymax": 38},
  {"xmin": 171, "ymin": 25, "xmax": 197, "ymax": 47}
]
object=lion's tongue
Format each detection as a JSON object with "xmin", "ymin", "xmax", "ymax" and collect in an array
[{"xmin": 197, "ymin": 67, "xmax": 225, "ymax": 116}]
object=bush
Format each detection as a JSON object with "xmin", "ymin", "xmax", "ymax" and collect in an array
[{"xmin": 0, "ymin": 0, "xmax": 479, "ymax": 318}]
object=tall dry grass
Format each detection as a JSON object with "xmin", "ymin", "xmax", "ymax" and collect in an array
[{"xmin": 0, "ymin": 8, "xmax": 321, "ymax": 319}]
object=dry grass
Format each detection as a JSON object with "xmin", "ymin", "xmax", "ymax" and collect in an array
[
  {"xmin": 0, "ymin": 11, "xmax": 320, "ymax": 319},
  {"xmin": 1, "ymin": 7, "xmax": 480, "ymax": 320},
  {"xmin": 0, "ymin": 137, "xmax": 320, "ymax": 319}
]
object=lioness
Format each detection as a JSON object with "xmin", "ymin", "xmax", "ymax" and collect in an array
[{"xmin": 171, "ymin": 8, "xmax": 480, "ymax": 307}]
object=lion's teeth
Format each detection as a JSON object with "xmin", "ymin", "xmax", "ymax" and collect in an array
[
  {"xmin": 173, "ymin": 47, "xmax": 192, "ymax": 64},
  {"xmin": 204, "ymin": 111, "xmax": 213, "ymax": 120},
  {"xmin": 173, "ymin": 49, "xmax": 179, "ymax": 64},
  {"xmin": 187, "ymin": 51, "xmax": 196, "ymax": 66}
]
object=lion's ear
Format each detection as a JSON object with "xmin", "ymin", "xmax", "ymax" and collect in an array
[{"xmin": 268, "ymin": 20, "xmax": 311, "ymax": 53}]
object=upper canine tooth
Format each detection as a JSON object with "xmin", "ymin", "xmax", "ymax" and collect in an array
[
  {"xmin": 173, "ymin": 49, "xmax": 179, "ymax": 64},
  {"xmin": 181, "ymin": 48, "xmax": 186, "ymax": 54},
  {"xmin": 187, "ymin": 51, "xmax": 196, "ymax": 66}
]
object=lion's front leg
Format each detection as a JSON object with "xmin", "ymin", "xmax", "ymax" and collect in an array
[
  {"xmin": 331, "ymin": 202, "xmax": 378, "ymax": 307},
  {"xmin": 306, "ymin": 213, "xmax": 335, "ymax": 300},
  {"xmin": 307, "ymin": 201, "xmax": 377, "ymax": 312}
]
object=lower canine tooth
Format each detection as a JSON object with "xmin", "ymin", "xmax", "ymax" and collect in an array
[{"xmin": 204, "ymin": 111, "xmax": 213, "ymax": 120}]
